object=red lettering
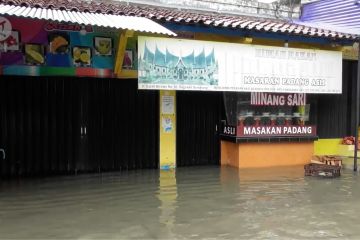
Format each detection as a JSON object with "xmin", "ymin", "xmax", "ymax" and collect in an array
[
  {"xmin": 45, "ymin": 22, "xmax": 93, "ymax": 33},
  {"xmin": 85, "ymin": 25, "xmax": 93, "ymax": 32},
  {"xmin": 45, "ymin": 23, "xmax": 55, "ymax": 31}
]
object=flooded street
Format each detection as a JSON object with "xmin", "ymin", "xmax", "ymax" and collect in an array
[{"xmin": 0, "ymin": 166, "xmax": 360, "ymax": 239}]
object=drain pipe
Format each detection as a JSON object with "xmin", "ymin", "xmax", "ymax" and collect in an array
[{"xmin": 354, "ymin": 40, "xmax": 360, "ymax": 172}]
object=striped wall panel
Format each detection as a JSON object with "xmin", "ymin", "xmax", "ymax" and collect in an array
[{"xmin": 301, "ymin": 0, "xmax": 360, "ymax": 32}]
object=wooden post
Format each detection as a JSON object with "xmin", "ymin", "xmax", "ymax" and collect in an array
[
  {"xmin": 114, "ymin": 30, "xmax": 134, "ymax": 76},
  {"xmin": 354, "ymin": 40, "xmax": 360, "ymax": 172}
]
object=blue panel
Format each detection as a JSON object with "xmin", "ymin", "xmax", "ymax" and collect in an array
[
  {"xmin": 69, "ymin": 32, "xmax": 93, "ymax": 46},
  {"xmin": 46, "ymin": 54, "xmax": 72, "ymax": 67},
  {"xmin": 92, "ymin": 55, "xmax": 114, "ymax": 69},
  {"xmin": 301, "ymin": 0, "xmax": 360, "ymax": 34}
]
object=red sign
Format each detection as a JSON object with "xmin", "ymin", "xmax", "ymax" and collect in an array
[
  {"xmin": 250, "ymin": 92, "xmax": 306, "ymax": 106},
  {"xmin": 237, "ymin": 125, "xmax": 316, "ymax": 137},
  {"xmin": 45, "ymin": 22, "xmax": 93, "ymax": 33}
]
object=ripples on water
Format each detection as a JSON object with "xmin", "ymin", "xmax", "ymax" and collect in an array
[{"xmin": 0, "ymin": 166, "xmax": 359, "ymax": 239}]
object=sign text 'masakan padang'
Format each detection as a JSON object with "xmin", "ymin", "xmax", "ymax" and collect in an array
[
  {"xmin": 238, "ymin": 125, "xmax": 316, "ymax": 137},
  {"xmin": 250, "ymin": 92, "xmax": 306, "ymax": 106},
  {"xmin": 138, "ymin": 36, "xmax": 342, "ymax": 94}
]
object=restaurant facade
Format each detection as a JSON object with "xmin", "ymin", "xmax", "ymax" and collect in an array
[{"xmin": 0, "ymin": 0, "xmax": 358, "ymax": 177}]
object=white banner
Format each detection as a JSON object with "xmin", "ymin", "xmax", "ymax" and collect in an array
[{"xmin": 138, "ymin": 36, "xmax": 342, "ymax": 94}]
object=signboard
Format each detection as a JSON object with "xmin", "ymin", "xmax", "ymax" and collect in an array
[
  {"xmin": 222, "ymin": 125, "xmax": 237, "ymax": 137},
  {"xmin": 250, "ymin": 92, "xmax": 306, "ymax": 106},
  {"xmin": 0, "ymin": 17, "xmax": 137, "ymax": 77},
  {"xmin": 238, "ymin": 125, "xmax": 317, "ymax": 137},
  {"xmin": 161, "ymin": 95, "xmax": 175, "ymax": 114},
  {"xmin": 221, "ymin": 124, "xmax": 317, "ymax": 138},
  {"xmin": 138, "ymin": 36, "xmax": 342, "ymax": 94}
]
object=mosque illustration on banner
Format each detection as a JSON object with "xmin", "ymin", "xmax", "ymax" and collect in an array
[{"xmin": 139, "ymin": 43, "xmax": 219, "ymax": 85}]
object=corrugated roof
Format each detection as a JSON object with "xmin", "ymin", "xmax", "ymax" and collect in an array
[
  {"xmin": 300, "ymin": 0, "xmax": 360, "ymax": 35},
  {"xmin": 0, "ymin": 3, "xmax": 176, "ymax": 36},
  {"xmin": 0, "ymin": 0, "xmax": 357, "ymax": 40}
]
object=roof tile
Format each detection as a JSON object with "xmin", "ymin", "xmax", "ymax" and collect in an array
[{"xmin": 0, "ymin": 0, "xmax": 356, "ymax": 39}]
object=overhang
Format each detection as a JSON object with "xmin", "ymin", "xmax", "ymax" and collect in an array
[
  {"xmin": 0, "ymin": 0, "xmax": 356, "ymax": 40},
  {"xmin": 299, "ymin": 0, "xmax": 360, "ymax": 37},
  {"xmin": 0, "ymin": 3, "xmax": 177, "ymax": 36}
]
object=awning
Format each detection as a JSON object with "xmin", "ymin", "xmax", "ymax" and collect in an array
[
  {"xmin": 299, "ymin": 0, "xmax": 360, "ymax": 37},
  {"xmin": 293, "ymin": 20, "xmax": 360, "ymax": 37},
  {"xmin": 0, "ymin": 4, "xmax": 176, "ymax": 36}
]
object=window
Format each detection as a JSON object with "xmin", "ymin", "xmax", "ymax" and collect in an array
[{"xmin": 223, "ymin": 92, "xmax": 311, "ymax": 127}]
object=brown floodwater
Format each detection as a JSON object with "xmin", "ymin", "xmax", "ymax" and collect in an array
[{"xmin": 0, "ymin": 166, "xmax": 359, "ymax": 239}]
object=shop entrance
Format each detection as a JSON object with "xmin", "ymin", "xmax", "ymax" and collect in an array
[
  {"xmin": 79, "ymin": 78, "xmax": 159, "ymax": 172},
  {"xmin": 0, "ymin": 76, "xmax": 159, "ymax": 178},
  {"xmin": 176, "ymin": 91, "xmax": 224, "ymax": 166},
  {"xmin": 0, "ymin": 76, "xmax": 82, "ymax": 177}
]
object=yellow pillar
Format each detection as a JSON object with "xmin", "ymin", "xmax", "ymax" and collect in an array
[
  {"xmin": 157, "ymin": 169, "xmax": 177, "ymax": 237},
  {"xmin": 114, "ymin": 30, "xmax": 134, "ymax": 77},
  {"xmin": 159, "ymin": 90, "xmax": 176, "ymax": 169}
]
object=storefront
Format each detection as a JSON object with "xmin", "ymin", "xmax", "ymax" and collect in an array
[
  {"xmin": 0, "ymin": 1, "xmax": 357, "ymax": 177},
  {"xmin": 138, "ymin": 36, "xmax": 344, "ymax": 169},
  {"xmin": 221, "ymin": 92, "xmax": 316, "ymax": 168},
  {"xmin": 0, "ymin": 7, "xmax": 175, "ymax": 177}
]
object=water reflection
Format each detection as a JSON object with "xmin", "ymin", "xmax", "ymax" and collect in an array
[
  {"xmin": 157, "ymin": 169, "xmax": 177, "ymax": 238},
  {"xmin": 0, "ymin": 166, "xmax": 359, "ymax": 239},
  {"xmin": 221, "ymin": 165, "xmax": 304, "ymax": 183}
]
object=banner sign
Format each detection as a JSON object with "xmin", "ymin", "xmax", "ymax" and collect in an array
[
  {"xmin": 238, "ymin": 125, "xmax": 317, "ymax": 137},
  {"xmin": 221, "ymin": 124, "xmax": 317, "ymax": 138},
  {"xmin": 0, "ymin": 16, "xmax": 137, "ymax": 77},
  {"xmin": 250, "ymin": 92, "xmax": 306, "ymax": 106},
  {"xmin": 138, "ymin": 36, "xmax": 342, "ymax": 94}
]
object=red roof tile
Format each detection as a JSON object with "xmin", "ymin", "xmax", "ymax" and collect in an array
[{"xmin": 0, "ymin": 0, "xmax": 357, "ymax": 40}]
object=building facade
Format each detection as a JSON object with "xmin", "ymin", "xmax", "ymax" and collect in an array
[{"xmin": 0, "ymin": 0, "xmax": 356, "ymax": 177}]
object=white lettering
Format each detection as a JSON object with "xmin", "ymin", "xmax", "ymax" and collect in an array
[
  {"xmin": 266, "ymin": 127, "xmax": 271, "ymax": 134},
  {"xmin": 287, "ymin": 95, "xmax": 293, "ymax": 105},
  {"xmin": 224, "ymin": 126, "xmax": 235, "ymax": 135},
  {"xmin": 271, "ymin": 127, "xmax": 276, "ymax": 134},
  {"xmin": 251, "ymin": 92, "xmax": 257, "ymax": 105},
  {"xmin": 251, "ymin": 93, "xmax": 306, "ymax": 106},
  {"xmin": 260, "ymin": 93, "xmax": 266, "ymax": 105},
  {"xmin": 292, "ymin": 94, "xmax": 298, "ymax": 106},
  {"xmin": 240, "ymin": 126, "xmax": 313, "ymax": 136},
  {"xmin": 244, "ymin": 127, "xmax": 251, "ymax": 135},
  {"xmin": 283, "ymin": 127, "xmax": 288, "ymax": 134},
  {"xmin": 292, "ymin": 126, "xmax": 298, "ymax": 134},
  {"xmin": 260, "ymin": 127, "xmax": 266, "ymax": 135},
  {"xmin": 279, "ymin": 96, "xmax": 285, "ymax": 105},
  {"xmin": 299, "ymin": 93, "xmax": 305, "ymax": 105}
]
